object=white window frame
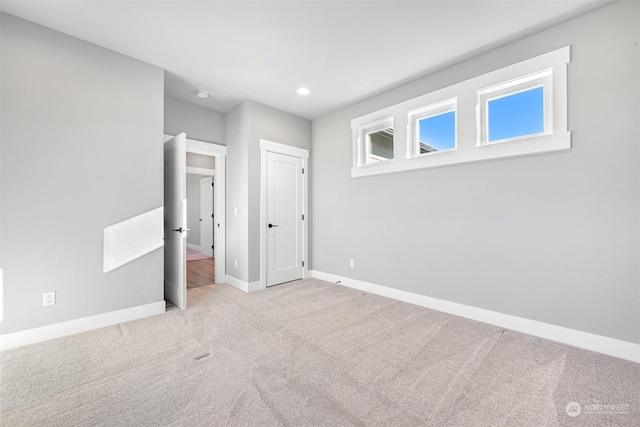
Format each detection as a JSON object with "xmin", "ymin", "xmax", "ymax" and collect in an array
[
  {"xmin": 478, "ymin": 69, "xmax": 552, "ymax": 146},
  {"xmin": 407, "ymin": 98, "xmax": 457, "ymax": 158},
  {"xmin": 351, "ymin": 46, "xmax": 571, "ymax": 178},
  {"xmin": 353, "ymin": 116, "xmax": 395, "ymax": 167}
]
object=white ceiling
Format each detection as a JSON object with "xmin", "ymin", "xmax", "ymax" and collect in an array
[{"xmin": 1, "ymin": 0, "xmax": 613, "ymax": 120}]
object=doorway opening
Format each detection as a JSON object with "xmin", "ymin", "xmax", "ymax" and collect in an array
[
  {"xmin": 186, "ymin": 160, "xmax": 214, "ymax": 289},
  {"xmin": 164, "ymin": 134, "xmax": 226, "ymax": 309}
]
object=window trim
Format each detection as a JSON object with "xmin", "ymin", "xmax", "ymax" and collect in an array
[{"xmin": 351, "ymin": 46, "xmax": 570, "ymax": 178}]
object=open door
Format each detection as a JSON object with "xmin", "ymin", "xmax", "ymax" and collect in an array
[{"xmin": 164, "ymin": 133, "xmax": 187, "ymax": 309}]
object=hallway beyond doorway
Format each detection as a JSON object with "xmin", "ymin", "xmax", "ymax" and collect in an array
[{"xmin": 187, "ymin": 257, "xmax": 215, "ymax": 289}]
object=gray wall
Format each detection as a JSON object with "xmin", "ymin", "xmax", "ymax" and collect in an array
[
  {"xmin": 311, "ymin": 1, "xmax": 640, "ymax": 344},
  {"xmin": 164, "ymin": 95, "xmax": 225, "ymax": 144},
  {"xmin": 186, "ymin": 173, "xmax": 214, "ymax": 247},
  {"xmin": 225, "ymin": 103, "xmax": 250, "ymax": 282},
  {"xmin": 0, "ymin": 14, "xmax": 164, "ymax": 334},
  {"xmin": 246, "ymin": 101, "xmax": 312, "ymax": 283},
  {"xmin": 225, "ymin": 100, "xmax": 312, "ymax": 284},
  {"xmin": 186, "ymin": 174, "xmax": 204, "ymax": 247}
]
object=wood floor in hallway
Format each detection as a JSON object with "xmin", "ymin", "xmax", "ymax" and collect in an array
[{"xmin": 187, "ymin": 257, "xmax": 215, "ymax": 289}]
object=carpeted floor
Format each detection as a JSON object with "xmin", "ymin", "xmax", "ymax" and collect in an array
[{"xmin": 1, "ymin": 279, "xmax": 639, "ymax": 426}]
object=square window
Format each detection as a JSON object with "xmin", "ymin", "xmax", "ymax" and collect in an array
[
  {"xmin": 418, "ymin": 111, "xmax": 456, "ymax": 153},
  {"xmin": 366, "ymin": 127, "xmax": 394, "ymax": 163},
  {"xmin": 407, "ymin": 98, "xmax": 457, "ymax": 157},
  {"xmin": 353, "ymin": 116, "xmax": 394, "ymax": 167},
  {"xmin": 488, "ymin": 86, "xmax": 544, "ymax": 142}
]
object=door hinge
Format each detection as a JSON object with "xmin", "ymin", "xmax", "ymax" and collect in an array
[
  {"xmin": 302, "ymin": 261, "xmax": 305, "ymax": 267},
  {"xmin": 212, "ymin": 183, "xmax": 214, "ymax": 187},
  {"xmin": 302, "ymin": 214, "xmax": 304, "ymax": 220},
  {"xmin": 302, "ymin": 168, "xmax": 304, "ymax": 174},
  {"xmin": 212, "ymin": 245, "xmax": 214, "ymax": 249},
  {"xmin": 212, "ymin": 214, "xmax": 214, "ymax": 218}
]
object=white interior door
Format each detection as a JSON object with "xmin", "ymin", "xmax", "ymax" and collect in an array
[
  {"xmin": 164, "ymin": 133, "xmax": 187, "ymax": 309},
  {"xmin": 266, "ymin": 151, "xmax": 303, "ymax": 287},
  {"xmin": 200, "ymin": 176, "xmax": 214, "ymax": 257}
]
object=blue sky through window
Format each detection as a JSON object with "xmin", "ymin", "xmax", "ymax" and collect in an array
[
  {"xmin": 418, "ymin": 111, "xmax": 455, "ymax": 152},
  {"xmin": 488, "ymin": 86, "xmax": 544, "ymax": 142}
]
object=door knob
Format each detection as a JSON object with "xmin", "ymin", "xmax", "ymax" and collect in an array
[
  {"xmin": 268, "ymin": 224, "xmax": 278, "ymax": 228},
  {"xmin": 172, "ymin": 227, "xmax": 183, "ymax": 233}
]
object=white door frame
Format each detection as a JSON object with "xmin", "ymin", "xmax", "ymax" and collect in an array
[
  {"xmin": 260, "ymin": 139, "xmax": 309, "ymax": 290},
  {"xmin": 165, "ymin": 135, "xmax": 227, "ymax": 284},
  {"xmin": 199, "ymin": 176, "xmax": 214, "ymax": 257}
]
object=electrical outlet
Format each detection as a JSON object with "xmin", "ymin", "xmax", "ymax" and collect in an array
[
  {"xmin": 43, "ymin": 291, "xmax": 56, "ymax": 306},
  {"xmin": 350, "ymin": 259, "xmax": 355, "ymax": 268},
  {"xmin": 234, "ymin": 259, "xmax": 238, "ymax": 268}
]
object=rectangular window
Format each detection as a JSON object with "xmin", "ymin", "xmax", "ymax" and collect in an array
[
  {"xmin": 408, "ymin": 99, "xmax": 456, "ymax": 157},
  {"xmin": 488, "ymin": 86, "xmax": 544, "ymax": 142},
  {"xmin": 351, "ymin": 46, "xmax": 569, "ymax": 177},
  {"xmin": 353, "ymin": 116, "xmax": 394, "ymax": 167},
  {"xmin": 418, "ymin": 111, "xmax": 456, "ymax": 153},
  {"xmin": 478, "ymin": 69, "xmax": 552, "ymax": 146}
]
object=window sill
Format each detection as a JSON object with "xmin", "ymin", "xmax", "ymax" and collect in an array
[{"xmin": 351, "ymin": 131, "xmax": 570, "ymax": 178}]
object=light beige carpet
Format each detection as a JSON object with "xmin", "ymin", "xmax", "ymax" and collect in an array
[{"xmin": 1, "ymin": 279, "xmax": 639, "ymax": 426}]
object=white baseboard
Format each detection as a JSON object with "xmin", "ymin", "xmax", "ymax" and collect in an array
[
  {"xmin": 200, "ymin": 245, "xmax": 213, "ymax": 257},
  {"xmin": 224, "ymin": 275, "xmax": 262, "ymax": 293},
  {"xmin": 309, "ymin": 270, "xmax": 640, "ymax": 364},
  {"xmin": 247, "ymin": 280, "xmax": 261, "ymax": 293},
  {"xmin": 225, "ymin": 275, "xmax": 247, "ymax": 292},
  {"xmin": 0, "ymin": 301, "xmax": 166, "ymax": 352},
  {"xmin": 186, "ymin": 243, "xmax": 200, "ymax": 251}
]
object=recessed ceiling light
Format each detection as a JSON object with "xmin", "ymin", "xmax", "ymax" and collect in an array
[
  {"xmin": 297, "ymin": 87, "xmax": 310, "ymax": 96},
  {"xmin": 196, "ymin": 89, "xmax": 209, "ymax": 99}
]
